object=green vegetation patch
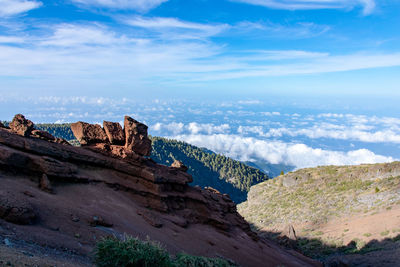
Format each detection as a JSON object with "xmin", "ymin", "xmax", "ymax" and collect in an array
[{"xmin": 94, "ymin": 236, "xmax": 236, "ymax": 267}]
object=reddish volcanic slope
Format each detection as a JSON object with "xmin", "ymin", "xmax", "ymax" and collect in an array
[{"xmin": 0, "ymin": 115, "xmax": 319, "ymax": 267}]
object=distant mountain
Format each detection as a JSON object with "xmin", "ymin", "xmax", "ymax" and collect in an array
[
  {"xmin": 22, "ymin": 123, "xmax": 270, "ymax": 203},
  {"xmin": 238, "ymin": 162, "xmax": 400, "ymax": 266},
  {"xmin": 244, "ymin": 160, "xmax": 295, "ymax": 178}
]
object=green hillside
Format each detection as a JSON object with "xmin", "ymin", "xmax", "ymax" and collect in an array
[
  {"xmin": 151, "ymin": 136, "xmax": 269, "ymax": 203},
  {"xmin": 14, "ymin": 123, "xmax": 269, "ymax": 203},
  {"xmin": 238, "ymin": 162, "xmax": 400, "ymax": 264}
]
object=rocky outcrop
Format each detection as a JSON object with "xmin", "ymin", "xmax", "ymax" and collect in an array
[
  {"xmin": 124, "ymin": 116, "xmax": 152, "ymax": 156},
  {"xmin": 70, "ymin": 116, "xmax": 151, "ymax": 157},
  {"xmin": 70, "ymin": 121, "xmax": 108, "ymax": 145},
  {"xmin": 1, "ymin": 115, "xmax": 70, "ymax": 146},
  {"xmin": 9, "ymin": 114, "xmax": 34, "ymax": 137},
  {"xmin": 103, "ymin": 121, "xmax": 125, "ymax": 145},
  {"xmin": 0, "ymin": 116, "xmax": 253, "ymax": 238},
  {"xmin": 31, "ymin": 129, "xmax": 56, "ymax": 141}
]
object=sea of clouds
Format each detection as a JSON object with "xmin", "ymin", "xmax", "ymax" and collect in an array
[{"xmin": 1, "ymin": 96, "xmax": 398, "ymax": 170}]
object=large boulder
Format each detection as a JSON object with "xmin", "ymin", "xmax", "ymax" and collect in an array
[
  {"xmin": 124, "ymin": 116, "xmax": 152, "ymax": 156},
  {"xmin": 9, "ymin": 114, "xmax": 34, "ymax": 137},
  {"xmin": 0, "ymin": 121, "xmax": 5, "ymax": 128},
  {"xmin": 71, "ymin": 121, "xmax": 108, "ymax": 145},
  {"xmin": 103, "ymin": 121, "xmax": 125, "ymax": 145}
]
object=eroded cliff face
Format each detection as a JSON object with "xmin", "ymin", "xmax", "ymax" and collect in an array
[{"xmin": 0, "ymin": 114, "xmax": 319, "ymax": 267}]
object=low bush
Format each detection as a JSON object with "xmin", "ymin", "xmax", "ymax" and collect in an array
[
  {"xmin": 94, "ymin": 236, "xmax": 172, "ymax": 267},
  {"xmin": 174, "ymin": 253, "xmax": 235, "ymax": 267},
  {"xmin": 94, "ymin": 236, "xmax": 236, "ymax": 267}
]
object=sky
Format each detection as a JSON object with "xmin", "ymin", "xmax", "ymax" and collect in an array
[
  {"xmin": 1, "ymin": 0, "xmax": 400, "ymax": 172},
  {"xmin": 0, "ymin": 0, "xmax": 399, "ymax": 101}
]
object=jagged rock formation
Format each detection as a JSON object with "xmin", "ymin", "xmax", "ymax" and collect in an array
[
  {"xmin": 71, "ymin": 116, "xmax": 152, "ymax": 157},
  {"xmin": 0, "ymin": 115, "xmax": 319, "ymax": 267},
  {"xmin": 9, "ymin": 114, "xmax": 34, "ymax": 137},
  {"xmin": 7, "ymin": 114, "xmax": 70, "ymax": 145}
]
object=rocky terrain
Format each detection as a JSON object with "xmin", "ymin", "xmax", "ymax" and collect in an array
[
  {"xmin": 0, "ymin": 114, "xmax": 319, "ymax": 266},
  {"xmin": 0, "ymin": 122, "xmax": 270, "ymax": 203},
  {"xmin": 238, "ymin": 163, "xmax": 400, "ymax": 266}
]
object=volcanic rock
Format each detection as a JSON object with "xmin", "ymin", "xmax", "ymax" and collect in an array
[
  {"xmin": 39, "ymin": 173, "xmax": 53, "ymax": 193},
  {"xmin": 9, "ymin": 114, "xmax": 34, "ymax": 137},
  {"xmin": 89, "ymin": 215, "xmax": 113, "ymax": 227},
  {"xmin": 137, "ymin": 209, "xmax": 163, "ymax": 228},
  {"xmin": 54, "ymin": 137, "xmax": 71, "ymax": 145},
  {"xmin": 171, "ymin": 160, "xmax": 188, "ymax": 172},
  {"xmin": 70, "ymin": 121, "xmax": 108, "ymax": 145},
  {"xmin": 124, "ymin": 116, "xmax": 152, "ymax": 156},
  {"xmin": 31, "ymin": 129, "xmax": 56, "ymax": 141},
  {"xmin": 103, "ymin": 121, "xmax": 125, "ymax": 145},
  {"xmin": 0, "ymin": 191, "xmax": 36, "ymax": 225}
]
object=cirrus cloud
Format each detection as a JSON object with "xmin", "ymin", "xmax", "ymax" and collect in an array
[
  {"xmin": 0, "ymin": 0, "xmax": 42, "ymax": 16},
  {"xmin": 232, "ymin": 0, "xmax": 376, "ymax": 15},
  {"xmin": 71, "ymin": 0, "xmax": 168, "ymax": 12}
]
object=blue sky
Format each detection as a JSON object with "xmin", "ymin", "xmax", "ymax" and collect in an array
[
  {"xmin": 1, "ymin": 0, "xmax": 400, "ymax": 170},
  {"xmin": 0, "ymin": 0, "xmax": 399, "ymax": 102}
]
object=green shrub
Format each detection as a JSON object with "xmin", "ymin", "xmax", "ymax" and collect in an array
[
  {"xmin": 380, "ymin": 230, "xmax": 390, "ymax": 236},
  {"xmin": 174, "ymin": 253, "xmax": 236, "ymax": 267},
  {"xmin": 94, "ymin": 236, "xmax": 172, "ymax": 267},
  {"xmin": 94, "ymin": 236, "xmax": 236, "ymax": 267}
]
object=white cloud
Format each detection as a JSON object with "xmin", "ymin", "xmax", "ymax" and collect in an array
[
  {"xmin": 72, "ymin": 0, "xmax": 167, "ymax": 11},
  {"xmin": 172, "ymin": 134, "xmax": 395, "ymax": 169},
  {"xmin": 236, "ymin": 113, "xmax": 400, "ymax": 144},
  {"xmin": 0, "ymin": 35, "xmax": 25, "ymax": 43},
  {"xmin": 232, "ymin": 0, "xmax": 376, "ymax": 15},
  {"xmin": 0, "ymin": 0, "xmax": 42, "ymax": 16},
  {"xmin": 261, "ymin": 111, "xmax": 281, "ymax": 116},
  {"xmin": 238, "ymin": 100, "xmax": 262, "ymax": 105},
  {"xmin": 123, "ymin": 16, "xmax": 229, "ymax": 40},
  {"xmin": 245, "ymin": 50, "xmax": 329, "ymax": 60},
  {"xmin": 39, "ymin": 24, "xmax": 134, "ymax": 47},
  {"xmin": 1, "ymin": 22, "xmax": 400, "ymax": 88},
  {"xmin": 152, "ymin": 122, "xmax": 185, "ymax": 135},
  {"xmin": 235, "ymin": 21, "xmax": 330, "ymax": 39},
  {"xmin": 188, "ymin": 122, "xmax": 230, "ymax": 135},
  {"xmin": 151, "ymin": 122, "xmax": 230, "ymax": 135}
]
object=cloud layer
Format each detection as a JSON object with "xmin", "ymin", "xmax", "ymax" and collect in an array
[
  {"xmin": 173, "ymin": 134, "xmax": 394, "ymax": 169},
  {"xmin": 1, "ymin": 21, "xmax": 400, "ymax": 89}
]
